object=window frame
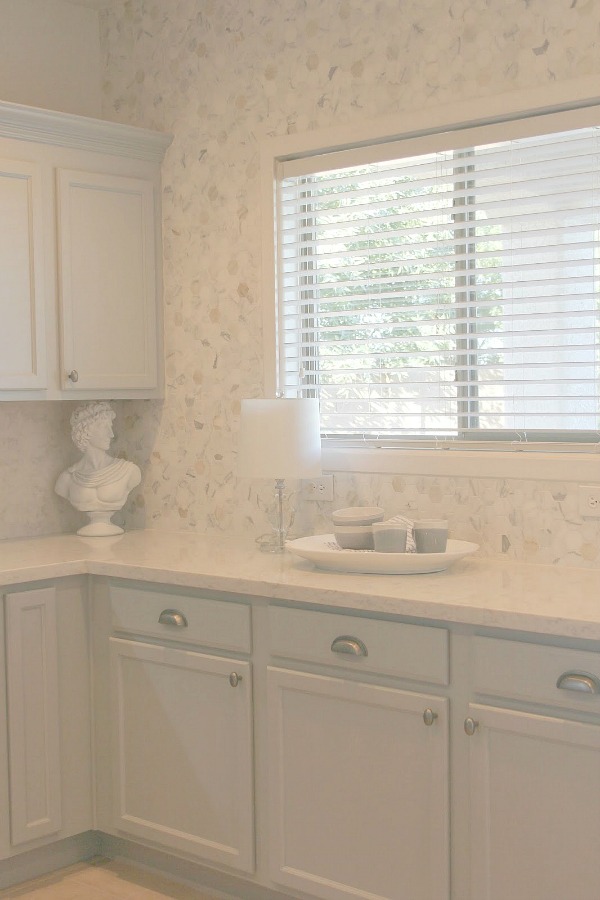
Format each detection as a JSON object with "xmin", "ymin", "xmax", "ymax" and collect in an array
[{"xmin": 260, "ymin": 78, "xmax": 600, "ymax": 481}]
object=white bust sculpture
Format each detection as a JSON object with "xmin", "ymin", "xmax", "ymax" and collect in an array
[{"xmin": 55, "ymin": 401, "xmax": 141, "ymax": 536}]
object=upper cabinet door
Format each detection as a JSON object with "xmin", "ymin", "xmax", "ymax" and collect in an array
[
  {"xmin": 0, "ymin": 159, "xmax": 46, "ymax": 390},
  {"xmin": 57, "ymin": 168, "xmax": 158, "ymax": 392}
]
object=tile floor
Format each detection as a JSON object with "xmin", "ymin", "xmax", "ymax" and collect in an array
[{"xmin": 0, "ymin": 857, "xmax": 227, "ymax": 900}]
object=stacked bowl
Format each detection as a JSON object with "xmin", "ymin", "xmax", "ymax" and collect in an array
[{"xmin": 332, "ymin": 507, "xmax": 384, "ymax": 550}]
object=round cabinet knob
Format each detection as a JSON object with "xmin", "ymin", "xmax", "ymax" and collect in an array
[
  {"xmin": 464, "ymin": 717, "xmax": 479, "ymax": 736},
  {"xmin": 67, "ymin": 370, "xmax": 79, "ymax": 383},
  {"xmin": 229, "ymin": 672, "xmax": 242, "ymax": 688},
  {"xmin": 423, "ymin": 708, "xmax": 438, "ymax": 726}
]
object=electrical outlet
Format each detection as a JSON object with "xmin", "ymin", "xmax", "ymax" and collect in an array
[
  {"xmin": 578, "ymin": 484, "xmax": 600, "ymax": 518},
  {"xmin": 302, "ymin": 475, "xmax": 334, "ymax": 502}
]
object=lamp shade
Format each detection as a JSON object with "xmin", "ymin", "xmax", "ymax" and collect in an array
[{"xmin": 238, "ymin": 398, "xmax": 322, "ymax": 480}]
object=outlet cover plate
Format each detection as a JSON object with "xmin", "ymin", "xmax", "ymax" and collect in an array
[
  {"xmin": 578, "ymin": 484, "xmax": 600, "ymax": 518},
  {"xmin": 302, "ymin": 475, "xmax": 334, "ymax": 502}
]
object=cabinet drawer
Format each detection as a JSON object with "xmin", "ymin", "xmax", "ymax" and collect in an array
[
  {"xmin": 109, "ymin": 584, "xmax": 251, "ymax": 654},
  {"xmin": 268, "ymin": 605, "xmax": 448, "ymax": 685},
  {"xmin": 472, "ymin": 636, "xmax": 600, "ymax": 713}
]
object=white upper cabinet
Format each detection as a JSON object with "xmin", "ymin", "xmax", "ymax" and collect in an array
[
  {"xmin": 0, "ymin": 158, "xmax": 46, "ymax": 389},
  {"xmin": 0, "ymin": 101, "xmax": 171, "ymax": 400},
  {"xmin": 57, "ymin": 169, "xmax": 157, "ymax": 392}
]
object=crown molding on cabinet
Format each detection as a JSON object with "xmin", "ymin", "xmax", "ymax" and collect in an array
[{"xmin": 0, "ymin": 100, "xmax": 172, "ymax": 162}]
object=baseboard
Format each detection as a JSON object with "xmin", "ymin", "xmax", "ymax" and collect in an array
[
  {"xmin": 98, "ymin": 833, "xmax": 295, "ymax": 900},
  {"xmin": 0, "ymin": 831, "xmax": 299, "ymax": 899},
  {"xmin": 0, "ymin": 831, "xmax": 101, "ymax": 890}
]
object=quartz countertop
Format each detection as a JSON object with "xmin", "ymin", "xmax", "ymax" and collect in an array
[{"xmin": 1, "ymin": 529, "xmax": 600, "ymax": 641}]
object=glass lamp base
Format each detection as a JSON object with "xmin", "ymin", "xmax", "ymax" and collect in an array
[
  {"xmin": 258, "ymin": 477, "xmax": 295, "ymax": 553},
  {"xmin": 257, "ymin": 537, "xmax": 287, "ymax": 553}
]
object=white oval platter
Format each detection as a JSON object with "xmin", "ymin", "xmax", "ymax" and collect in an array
[{"xmin": 285, "ymin": 535, "xmax": 479, "ymax": 575}]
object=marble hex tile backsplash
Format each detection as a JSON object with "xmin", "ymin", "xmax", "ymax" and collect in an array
[
  {"xmin": 4, "ymin": 0, "xmax": 600, "ymax": 567},
  {"xmin": 295, "ymin": 473, "xmax": 600, "ymax": 569}
]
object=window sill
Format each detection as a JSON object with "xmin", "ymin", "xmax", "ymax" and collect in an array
[{"xmin": 323, "ymin": 445, "xmax": 600, "ymax": 482}]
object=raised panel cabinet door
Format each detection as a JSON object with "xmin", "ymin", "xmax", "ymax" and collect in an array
[
  {"xmin": 0, "ymin": 158, "xmax": 46, "ymax": 389},
  {"xmin": 267, "ymin": 667, "xmax": 449, "ymax": 900},
  {"xmin": 56, "ymin": 169, "xmax": 157, "ymax": 391},
  {"xmin": 467, "ymin": 703, "xmax": 600, "ymax": 900},
  {"xmin": 109, "ymin": 638, "xmax": 255, "ymax": 872},
  {"xmin": 4, "ymin": 587, "xmax": 61, "ymax": 845}
]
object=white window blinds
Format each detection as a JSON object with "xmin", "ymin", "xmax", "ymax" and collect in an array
[{"xmin": 276, "ymin": 117, "xmax": 600, "ymax": 444}]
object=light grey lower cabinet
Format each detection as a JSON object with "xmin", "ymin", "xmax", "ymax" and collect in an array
[
  {"xmin": 266, "ymin": 667, "xmax": 449, "ymax": 900},
  {"xmin": 467, "ymin": 703, "xmax": 600, "ymax": 900},
  {"xmin": 103, "ymin": 583, "xmax": 255, "ymax": 874},
  {"xmin": 466, "ymin": 635, "xmax": 600, "ymax": 900},
  {"xmin": 6, "ymin": 574, "xmax": 600, "ymax": 900},
  {"xmin": 0, "ymin": 580, "xmax": 93, "ymax": 860},
  {"xmin": 109, "ymin": 637, "xmax": 255, "ymax": 873},
  {"xmin": 266, "ymin": 605, "xmax": 450, "ymax": 900}
]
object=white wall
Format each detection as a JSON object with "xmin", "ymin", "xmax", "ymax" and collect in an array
[
  {"xmin": 93, "ymin": 0, "xmax": 600, "ymax": 567},
  {"xmin": 0, "ymin": 0, "xmax": 102, "ymax": 116}
]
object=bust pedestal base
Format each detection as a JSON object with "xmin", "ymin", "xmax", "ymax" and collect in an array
[{"xmin": 77, "ymin": 511, "xmax": 124, "ymax": 537}]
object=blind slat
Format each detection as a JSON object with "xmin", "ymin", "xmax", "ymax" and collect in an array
[{"xmin": 277, "ymin": 118, "xmax": 600, "ymax": 438}]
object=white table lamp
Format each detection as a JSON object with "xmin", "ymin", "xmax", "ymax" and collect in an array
[{"xmin": 238, "ymin": 398, "xmax": 322, "ymax": 552}]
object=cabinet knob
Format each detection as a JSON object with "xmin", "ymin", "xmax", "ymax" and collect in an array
[
  {"xmin": 330, "ymin": 635, "xmax": 368, "ymax": 657},
  {"xmin": 556, "ymin": 671, "xmax": 600, "ymax": 694},
  {"xmin": 158, "ymin": 609, "xmax": 188, "ymax": 628},
  {"xmin": 423, "ymin": 708, "xmax": 438, "ymax": 726},
  {"xmin": 229, "ymin": 672, "xmax": 242, "ymax": 687},
  {"xmin": 67, "ymin": 369, "xmax": 79, "ymax": 383},
  {"xmin": 464, "ymin": 717, "xmax": 479, "ymax": 736}
]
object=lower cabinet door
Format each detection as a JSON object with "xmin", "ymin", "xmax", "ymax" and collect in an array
[
  {"xmin": 5, "ymin": 587, "xmax": 62, "ymax": 846},
  {"xmin": 267, "ymin": 667, "xmax": 449, "ymax": 900},
  {"xmin": 467, "ymin": 703, "xmax": 600, "ymax": 900},
  {"xmin": 109, "ymin": 638, "xmax": 254, "ymax": 872}
]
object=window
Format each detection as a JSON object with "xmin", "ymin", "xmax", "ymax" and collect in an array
[{"xmin": 273, "ymin": 106, "xmax": 600, "ymax": 451}]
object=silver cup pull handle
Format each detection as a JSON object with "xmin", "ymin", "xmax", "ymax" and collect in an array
[
  {"xmin": 158, "ymin": 609, "xmax": 188, "ymax": 628},
  {"xmin": 330, "ymin": 635, "xmax": 368, "ymax": 657},
  {"xmin": 556, "ymin": 671, "xmax": 600, "ymax": 694}
]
